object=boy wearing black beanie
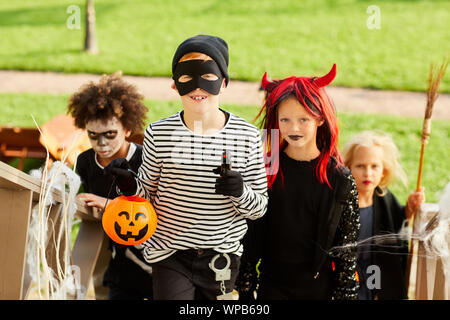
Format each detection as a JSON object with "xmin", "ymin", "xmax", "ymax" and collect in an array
[{"xmin": 105, "ymin": 35, "xmax": 268, "ymax": 300}]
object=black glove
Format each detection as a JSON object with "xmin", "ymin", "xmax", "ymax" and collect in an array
[
  {"xmin": 213, "ymin": 166, "xmax": 244, "ymax": 198},
  {"xmin": 104, "ymin": 158, "xmax": 137, "ymax": 196}
]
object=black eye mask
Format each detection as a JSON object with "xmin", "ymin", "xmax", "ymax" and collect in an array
[{"xmin": 173, "ymin": 59, "xmax": 224, "ymax": 96}]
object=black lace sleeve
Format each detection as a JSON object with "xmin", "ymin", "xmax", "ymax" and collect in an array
[
  {"xmin": 235, "ymin": 260, "xmax": 259, "ymax": 300},
  {"xmin": 331, "ymin": 174, "xmax": 360, "ymax": 300},
  {"xmin": 235, "ymin": 218, "xmax": 263, "ymax": 300}
]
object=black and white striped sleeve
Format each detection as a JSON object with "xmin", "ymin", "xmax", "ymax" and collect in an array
[
  {"xmin": 136, "ymin": 124, "xmax": 161, "ymax": 203},
  {"xmin": 229, "ymin": 128, "xmax": 268, "ymax": 220}
]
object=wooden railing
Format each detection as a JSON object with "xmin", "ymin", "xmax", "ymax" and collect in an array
[{"xmin": 0, "ymin": 160, "xmax": 108, "ymax": 299}]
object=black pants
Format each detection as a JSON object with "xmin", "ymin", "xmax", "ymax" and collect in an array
[{"xmin": 152, "ymin": 249, "xmax": 240, "ymax": 300}]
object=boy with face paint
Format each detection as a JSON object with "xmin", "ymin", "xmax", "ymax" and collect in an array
[
  {"xmin": 67, "ymin": 72, "xmax": 154, "ymax": 300},
  {"xmin": 105, "ymin": 35, "xmax": 268, "ymax": 300}
]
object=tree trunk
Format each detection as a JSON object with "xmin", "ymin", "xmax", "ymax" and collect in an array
[{"xmin": 84, "ymin": 0, "xmax": 99, "ymax": 54}]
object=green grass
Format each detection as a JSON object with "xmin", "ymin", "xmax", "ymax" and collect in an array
[
  {"xmin": 1, "ymin": 92, "xmax": 449, "ymax": 205},
  {"xmin": 0, "ymin": 0, "xmax": 449, "ymax": 92}
]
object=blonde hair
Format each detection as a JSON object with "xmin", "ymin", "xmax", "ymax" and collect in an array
[
  {"xmin": 178, "ymin": 52, "xmax": 212, "ymax": 63},
  {"xmin": 342, "ymin": 130, "xmax": 407, "ymax": 196}
]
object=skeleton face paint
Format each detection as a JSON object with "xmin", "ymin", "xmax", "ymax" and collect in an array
[
  {"xmin": 86, "ymin": 117, "xmax": 129, "ymax": 160},
  {"xmin": 173, "ymin": 59, "xmax": 224, "ymax": 96}
]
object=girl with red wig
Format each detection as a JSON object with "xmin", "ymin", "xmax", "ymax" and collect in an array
[{"xmin": 236, "ymin": 65, "xmax": 360, "ymax": 300}]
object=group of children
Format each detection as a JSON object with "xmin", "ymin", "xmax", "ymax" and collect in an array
[{"xmin": 67, "ymin": 34, "xmax": 425, "ymax": 300}]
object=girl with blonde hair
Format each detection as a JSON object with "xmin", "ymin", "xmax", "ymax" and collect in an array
[{"xmin": 343, "ymin": 130, "xmax": 425, "ymax": 300}]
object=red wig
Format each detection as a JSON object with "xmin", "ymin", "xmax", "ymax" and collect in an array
[{"xmin": 255, "ymin": 64, "xmax": 343, "ymax": 189}]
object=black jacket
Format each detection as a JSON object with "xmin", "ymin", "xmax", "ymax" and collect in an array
[
  {"xmin": 237, "ymin": 157, "xmax": 360, "ymax": 300},
  {"xmin": 369, "ymin": 188, "xmax": 408, "ymax": 299}
]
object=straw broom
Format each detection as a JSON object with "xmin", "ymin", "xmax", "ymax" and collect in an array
[
  {"xmin": 415, "ymin": 60, "xmax": 448, "ymax": 192},
  {"xmin": 406, "ymin": 59, "xmax": 448, "ymax": 293}
]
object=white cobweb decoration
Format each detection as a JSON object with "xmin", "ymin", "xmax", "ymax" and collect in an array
[{"xmin": 26, "ymin": 115, "xmax": 85, "ymax": 299}]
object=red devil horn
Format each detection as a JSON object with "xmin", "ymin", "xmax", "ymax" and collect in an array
[
  {"xmin": 261, "ymin": 72, "xmax": 271, "ymax": 90},
  {"xmin": 313, "ymin": 64, "xmax": 336, "ymax": 88}
]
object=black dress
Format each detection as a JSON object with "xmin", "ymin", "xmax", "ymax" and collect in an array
[
  {"xmin": 237, "ymin": 151, "xmax": 360, "ymax": 300},
  {"xmin": 360, "ymin": 188, "xmax": 409, "ymax": 300},
  {"xmin": 76, "ymin": 144, "xmax": 153, "ymax": 299}
]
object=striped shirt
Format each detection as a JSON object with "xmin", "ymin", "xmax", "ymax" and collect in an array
[{"xmin": 135, "ymin": 111, "xmax": 268, "ymax": 263}]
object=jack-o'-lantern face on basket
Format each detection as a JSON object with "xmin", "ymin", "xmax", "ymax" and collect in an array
[{"xmin": 102, "ymin": 196, "xmax": 157, "ymax": 245}]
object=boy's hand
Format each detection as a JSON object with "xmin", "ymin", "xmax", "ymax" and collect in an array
[
  {"xmin": 104, "ymin": 158, "xmax": 137, "ymax": 196},
  {"xmin": 213, "ymin": 166, "xmax": 244, "ymax": 198},
  {"xmin": 77, "ymin": 193, "xmax": 107, "ymax": 209},
  {"xmin": 405, "ymin": 187, "xmax": 425, "ymax": 219}
]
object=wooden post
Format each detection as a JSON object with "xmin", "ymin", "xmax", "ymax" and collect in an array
[
  {"xmin": 0, "ymin": 188, "xmax": 33, "ymax": 299},
  {"xmin": 409, "ymin": 203, "xmax": 448, "ymax": 300},
  {"xmin": 433, "ymin": 258, "xmax": 449, "ymax": 299},
  {"xmin": 71, "ymin": 220, "xmax": 106, "ymax": 299}
]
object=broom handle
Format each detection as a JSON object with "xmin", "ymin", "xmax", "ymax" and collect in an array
[
  {"xmin": 405, "ymin": 141, "xmax": 426, "ymax": 293},
  {"xmin": 416, "ymin": 143, "xmax": 426, "ymax": 192},
  {"xmin": 411, "ymin": 141, "xmax": 426, "ymax": 225}
]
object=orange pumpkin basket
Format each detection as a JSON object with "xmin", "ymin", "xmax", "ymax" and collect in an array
[{"xmin": 102, "ymin": 196, "xmax": 157, "ymax": 245}]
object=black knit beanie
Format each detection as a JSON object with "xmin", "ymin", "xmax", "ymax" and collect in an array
[{"xmin": 172, "ymin": 35, "xmax": 229, "ymax": 85}]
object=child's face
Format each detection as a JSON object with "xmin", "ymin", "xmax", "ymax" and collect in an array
[
  {"xmin": 85, "ymin": 117, "xmax": 130, "ymax": 160},
  {"xmin": 171, "ymin": 58, "xmax": 226, "ymax": 115},
  {"xmin": 277, "ymin": 96, "xmax": 324, "ymax": 151},
  {"xmin": 350, "ymin": 145, "xmax": 384, "ymax": 196}
]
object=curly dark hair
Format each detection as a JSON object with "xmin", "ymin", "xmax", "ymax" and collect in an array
[{"xmin": 67, "ymin": 71, "xmax": 148, "ymax": 134}]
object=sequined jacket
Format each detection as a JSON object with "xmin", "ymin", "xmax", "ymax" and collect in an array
[{"xmin": 236, "ymin": 161, "xmax": 360, "ymax": 300}]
